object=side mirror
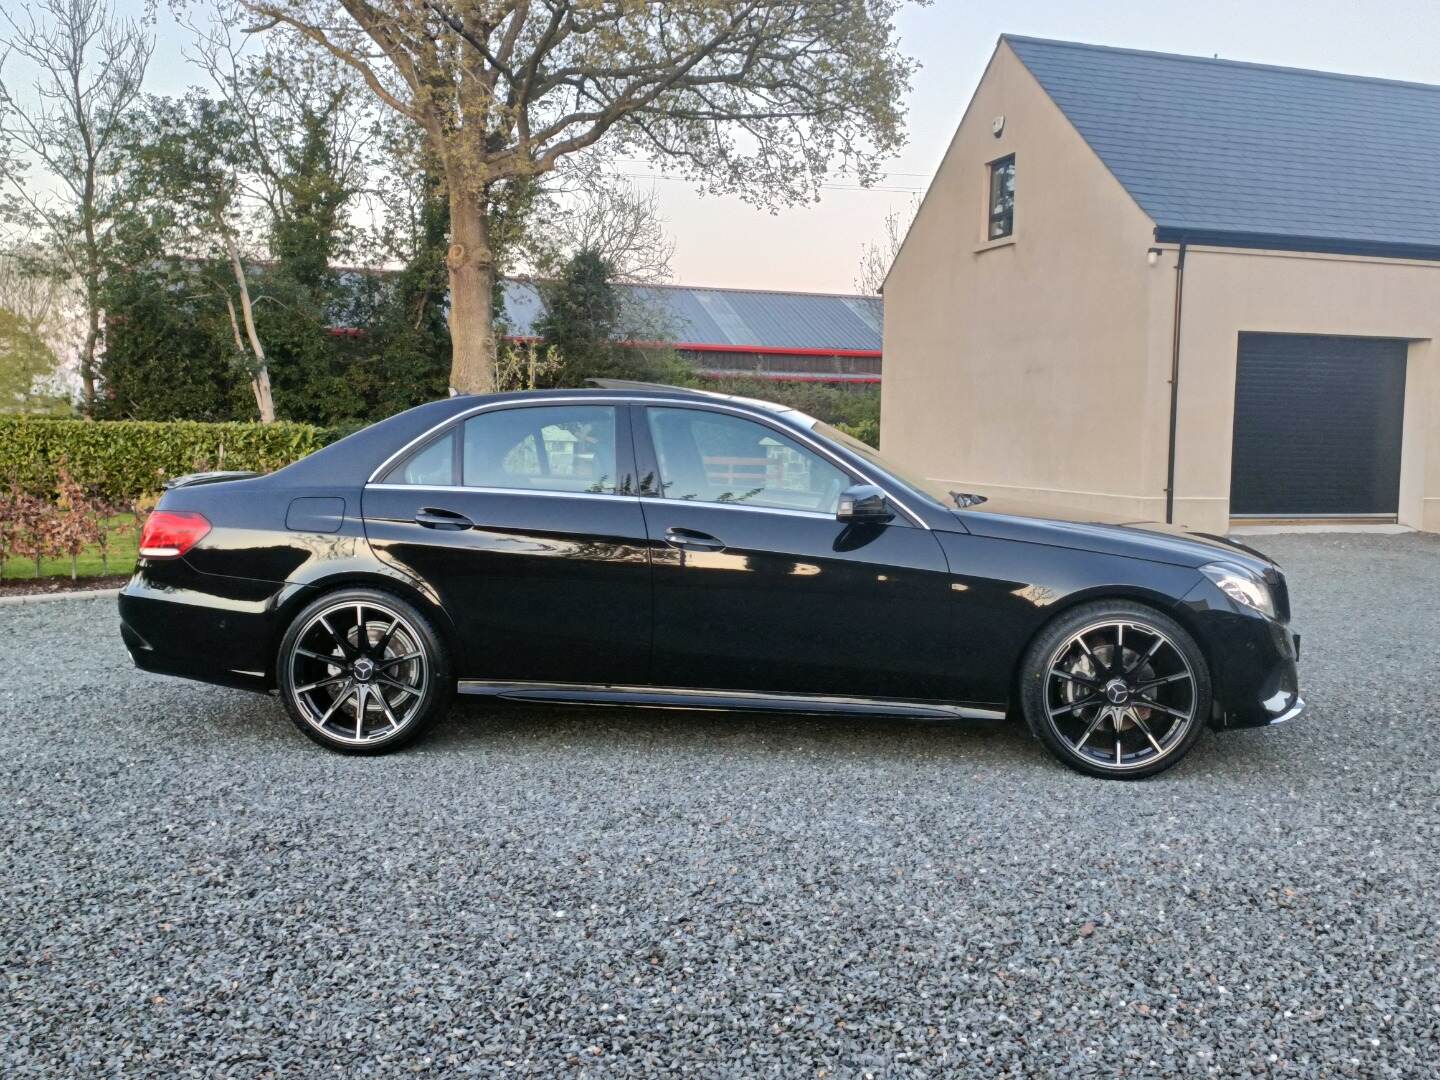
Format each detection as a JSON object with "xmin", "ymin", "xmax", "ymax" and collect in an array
[{"xmin": 837, "ymin": 483, "xmax": 892, "ymax": 522}]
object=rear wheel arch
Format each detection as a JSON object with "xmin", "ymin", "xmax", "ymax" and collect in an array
[
  {"xmin": 276, "ymin": 585, "xmax": 453, "ymax": 754},
  {"xmin": 269, "ymin": 570, "xmax": 461, "ymax": 683}
]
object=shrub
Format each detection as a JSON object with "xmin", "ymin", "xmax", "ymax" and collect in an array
[
  {"xmin": 0, "ymin": 417, "xmax": 331, "ymax": 503},
  {"xmin": 5, "ymin": 487, "xmax": 61, "ymax": 578},
  {"xmin": 833, "ymin": 418, "xmax": 880, "ymax": 448},
  {"xmin": 54, "ymin": 467, "xmax": 106, "ymax": 580},
  {"xmin": 699, "ymin": 376, "xmax": 880, "ymax": 434}
]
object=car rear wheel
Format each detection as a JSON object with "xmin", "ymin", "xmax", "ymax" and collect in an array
[
  {"xmin": 277, "ymin": 588, "xmax": 451, "ymax": 754},
  {"xmin": 1020, "ymin": 601, "xmax": 1211, "ymax": 779}
]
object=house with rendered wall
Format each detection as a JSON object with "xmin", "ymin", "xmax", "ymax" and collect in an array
[{"xmin": 883, "ymin": 36, "xmax": 1440, "ymax": 534}]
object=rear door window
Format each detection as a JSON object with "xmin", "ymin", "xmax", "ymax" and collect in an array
[{"xmin": 463, "ymin": 406, "xmax": 619, "ymax": 494}]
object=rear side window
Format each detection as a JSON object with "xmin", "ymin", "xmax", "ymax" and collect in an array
[
  {"xmin": 463, "ymin": 406, "xmax": 619, "ymax": 494},
  {"xmin": 384, "ymin": 430, "xmax": 456, "ymax": 486}
]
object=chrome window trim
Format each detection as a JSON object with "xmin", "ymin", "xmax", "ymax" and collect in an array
[
  {"xmin": 367, "ymin": 483, "xmax": 633, "ymax": 503},
  {"xmin": 368, "ymin": 397, "xmax": 628, "ymax": 487},
  {"xmin": 367, "ymin": 486, "xmax": 873, "ymax": 523},
  {"xmin": 366, "ymin": 394, "xmax": 928, "ymax": 528},
  {"xmin": 638, "ymin": 495, "xmax": 835, "ymax": 522}
]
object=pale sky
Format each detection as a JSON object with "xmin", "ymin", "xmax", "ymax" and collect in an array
[{"xmin": 113, "ymin": 0, "xmax": 1440, "ymax": 293}]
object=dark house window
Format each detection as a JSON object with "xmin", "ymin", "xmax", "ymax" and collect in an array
[{"xmin": 987, "ymin": 155, "xmax": 1015, "ymax": 240}]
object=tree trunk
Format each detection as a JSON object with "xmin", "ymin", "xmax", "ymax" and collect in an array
[
  {"xmin": 79, "ymin": 162, "xmax": 101, "ymax": 416},
  {"xmin": 222, "ymin": 230, "xmax": 276, "ymax": 422},
  {"xmin": 445, "ymin": 190, "xmax": 497, "ymax": 396},
  {"xmin": 80, "ymin": 278, "xmax": 100, "ymax": 416},
  {"xmin": 223, "ymin": 296, "xmax": 271, "ymax": 420}
]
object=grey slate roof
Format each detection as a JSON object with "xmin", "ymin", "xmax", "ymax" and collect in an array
[
  {"xmin": 1005, "ymin": 35, "xmax": 1440, "ymax": 257},
  {"xmin": 499, "ymin": 279, "xmax": 883, "ymax": 352}
]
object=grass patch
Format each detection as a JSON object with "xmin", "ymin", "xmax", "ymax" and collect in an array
[{"xmin": 2, "ymin": 513, "xmax": 139, "ymax": 581}]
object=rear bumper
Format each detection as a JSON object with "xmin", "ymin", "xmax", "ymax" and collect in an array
[{"xmin": 118, "ymin": 562, "xmax": 295, "ymax": 694}]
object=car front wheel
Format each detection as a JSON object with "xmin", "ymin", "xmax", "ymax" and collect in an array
[
  {"xmin": 1020, "ymin": 601, "xmax": 1212, "ymax": 779},
  {"xmin": 277, "ymin": 588, "xmax": 451, "ymax": 754}
]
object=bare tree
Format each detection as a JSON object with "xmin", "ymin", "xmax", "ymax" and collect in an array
[
  {"xmin": 235, "ymin": 0, "xmax": 924, "ymax": 395},
  {"xmin": 183, "ymin": 7, "xmax": 382, "ymax": 268},
  {"xmin": 854, "ymin": 198, "xmax": 916, "ymax": 295},
  {"xmin": 541, "ymin": 177, "xmax": 673, "ymax": 285},
  {"xmin": 0, "ymin": 0, "xmax": 152, "ymax": 413}
]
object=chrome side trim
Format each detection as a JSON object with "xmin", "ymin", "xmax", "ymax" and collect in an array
[
  {"xmin": 365, "ymin": 394, "xmax": 929, "ymax": 529},
  {"xmin": 366, "ymin": 483, "xmax": 634, "ymax": 503},
  {"xmin": 457, "ymin": 678, "xmax": 1005, "ymax": 720}
]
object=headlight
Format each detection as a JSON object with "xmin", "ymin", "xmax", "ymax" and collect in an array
[{"xmin": 1200, "ymin": 562, "xmax": 1276, "ymax": 618}]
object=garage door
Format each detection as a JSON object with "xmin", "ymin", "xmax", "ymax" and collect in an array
[{"xmin": 1230, "ymin": 334, "xmax": 1407, "ymax": 517}]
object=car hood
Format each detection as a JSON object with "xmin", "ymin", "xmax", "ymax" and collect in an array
[{"xmin": 949, "ymin": 496, "xmax": 1276, "ymax": 573}]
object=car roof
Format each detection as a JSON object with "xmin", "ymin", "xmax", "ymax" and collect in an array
[{"xmin": 448, "ymin": 381, "xmax": 810, "ymax": 422}]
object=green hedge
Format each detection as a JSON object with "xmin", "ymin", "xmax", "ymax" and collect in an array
[{"xmin": 0, "ymin": 417, "xmax": 332, "ymax": 503}]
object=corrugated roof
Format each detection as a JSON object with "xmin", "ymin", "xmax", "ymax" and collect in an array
[
  {"xmin": 1006, "ymin": 35, "xmax": 1440, "ymax": 256},
  {"xmin": 499, "ymin": 279, "xmax": 884, "ymax": 353}
]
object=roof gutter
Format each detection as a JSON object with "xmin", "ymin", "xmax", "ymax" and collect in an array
[
  {"xmin": 1164, "ymin": 239, "xmax": 1188, "ymax": 525},
  {"xmin": 1152, "ymin": 226, "xmax": 1440, "ymax": 263}
]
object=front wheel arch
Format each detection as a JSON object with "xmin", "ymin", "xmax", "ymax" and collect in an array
[{"xmin": 1006, "ymin": 581, "xmax": 1211, "ymax": 718}]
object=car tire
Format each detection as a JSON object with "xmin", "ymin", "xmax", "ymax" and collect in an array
[
  {"xmin": 1020, "ymin": 600, "xmax": 1212, "ymax": 780},
  {"xmin": 277, "ymin": 587, "xmax": 452, "ymax": 755}
]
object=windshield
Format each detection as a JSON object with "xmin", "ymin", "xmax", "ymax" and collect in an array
[{"xmin": 811, "ymin": 420, "xmax": 960, "ymax": 509}]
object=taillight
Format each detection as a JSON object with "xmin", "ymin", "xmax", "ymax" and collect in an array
[{"xmin": 138, "ymin": 511, "xmax": 212, "ymax": 559}]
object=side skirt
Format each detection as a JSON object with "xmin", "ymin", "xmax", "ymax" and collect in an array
[{"xmin": 456, "ymin": 680, "xmax": 1007, "ymax": 721}]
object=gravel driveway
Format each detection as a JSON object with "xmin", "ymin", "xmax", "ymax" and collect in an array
[{"xmin": 3, "ymin": 532, "xmax": 1438, "ymax": 1077}]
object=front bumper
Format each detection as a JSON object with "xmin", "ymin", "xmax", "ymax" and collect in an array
[
  {"xmin": 1262, "ymin": 692, "xmax": 1305, "ymax": 725},
  {"xmin": 1180, "ymin": 584, "xmax": 1303, "ymax": 731}
]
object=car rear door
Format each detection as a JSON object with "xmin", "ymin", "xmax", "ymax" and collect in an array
[
  {"xmin": 633, "ymin": 403, "xmax": 958, "ymax": 701},
  {"xmin": 362, "ymin": 400, "xmax": 652, "ymax": 684}
]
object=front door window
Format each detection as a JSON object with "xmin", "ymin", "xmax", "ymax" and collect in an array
[{"xmin": 646, "ymin": 407, "xmax": 849, "ymax": 514}]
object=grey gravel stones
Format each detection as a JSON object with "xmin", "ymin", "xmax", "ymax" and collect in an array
[{"xmin": 2, "ymin": 531, "xmax": 1438, "ymax": 1076}]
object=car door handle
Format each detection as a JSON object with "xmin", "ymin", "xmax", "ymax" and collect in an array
[
  {"xmin": 415, "ymin": 507, "xmax": 474, "ymax": 530},
  {"xmin": 664, "ymin": 527, "xmax": 725, "ymax": 551}
]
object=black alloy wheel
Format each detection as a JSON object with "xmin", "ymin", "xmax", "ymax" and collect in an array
[
  {"xmin": 1021, "ymin": 601, "xmax": 1212, "ymax": 779},
  {"xmin": 277, "ymin": 588, "xmax": 451, "ymax": 754}
]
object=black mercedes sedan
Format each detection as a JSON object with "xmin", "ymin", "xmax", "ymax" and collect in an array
[{"xmin": 119, "ymin": 382, "xmax": 1302, "ymax": 778}]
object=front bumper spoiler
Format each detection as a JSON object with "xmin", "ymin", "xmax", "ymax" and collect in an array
[{"xmin": 1260, "ymin": 691, "xmax": 1305, "ymax": 725}]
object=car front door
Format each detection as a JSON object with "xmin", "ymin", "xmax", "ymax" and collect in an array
[
  {"xmin": 362, "ymin": 401, "xmax": 651, "ymax": 684},
  {"xmin": 634, "ymin": 403, "xmax": 958, "ymax": 701}
]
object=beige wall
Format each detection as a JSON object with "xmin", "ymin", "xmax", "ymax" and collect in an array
[
  {"xmin": 883, "ymin": 40, "xmax": 1440, "ymax": 534},
  {"xmin": 1172, "ymin": 247, "xmax": 1440, "ymax": 533},
  {"xmin": 882, "ymin": 40, "xmax": 1171, "ymax": 522}
]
